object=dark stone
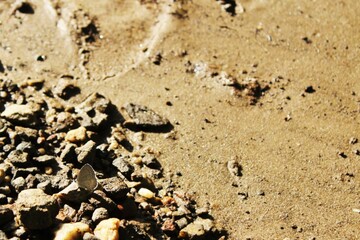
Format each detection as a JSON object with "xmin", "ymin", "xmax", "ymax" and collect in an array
[
  {"xmin": 123, "ymin": 103, "xmax": 171, "ymax": 132},
  {"xmin": 6, "ymin": 150, "xmax": 29, "ymax": 167},
  {"xmin": 118, "ymin": 196, "xmax": 138, "ymax": 219},
  {"xmin": 76, "ymin": 140, "xmax": 96, "ymax": 164},
  {"xmin": 0, "ymin": 206, "xmax": 14, "ymax": 226},
  {"xmin": 77, "ymin": 202, "xmax": 95, "ymax": 219},
  {"xmin": 89, "ymin": 190, "xmax": 118, "ymax": 214},
  {"xmin": 59, "ymin": 143, "xmax": 77, "ymax": 163},
  {"xmin": 305, "ymin": 86, "xmax": 315, "ymax": 93},
  {"xmin": 112, "ymin": 156, "xmax": 134, "ymax": 179},
  {"xmin": 0, "ymin": 193, "xmax": 7, "ymax": 204},
  {"xmin": 17, "ymin": 2, "xmax": 35, "ymax": 14},
  {"xmin": 75, "ymin": 93, "xmax": 110, "ymax": 129},
  {"xmin": 98, "ymin": 177, "xmax": 129, "ymax": 201}
]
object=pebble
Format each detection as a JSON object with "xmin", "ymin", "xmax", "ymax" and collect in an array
[
  {"xmin": 349, "ymin": 137, "xmax": 358, "ymax": 145},
  {"xmin": 123, "ymin": 103, "xmax": 171, "ymax": 131},
  {"xmin": 112, "ymin": 156, "xmax": 134, "ymax": 179},
  {"xmin": 138, "ymin": 188, "xmax": 155, "ymax": 199},
  {"xmin": 98, "ymin": 177, "xmax": 129, "ymax": 201},
  {"xmin": 94, "ymin": 218, "xmax": 121, "ymax": 240},
  {"xmin": 54, "ymin": 222, "xmax": 90, "ymax": 240},
  {"xmin": 6, "ymin": 150, "xmax": 29, "ymax": 167},
  {"xmin": 65, "ymin": 126, "xmax": 87, "ymax": 143},
  {"xmin": 92, "ymin": 207, "xmax": 109, "ymax": 224},
  {"xmin": 0, "ymin": 168, "xmax": 5, "ymax": 184},
  {"xmin": 16, "ymin": 188, "xmax": 59, "ymax": 230},
  {"xmin": 0, "ymin": 230, "xmax": 8, "ymax": 240},
  {"xmin": 45, "ymin": 166, "xmax": 53, "ymax": 175},
  {"xmin": 227, "ymin": 159, "xmax": 242, "ymax": 177},
  {"xmin": 76, "ymin": 140, "xmax": 96, "ymax": 164},
  {"xmin": 1, "ymin": 104, "xmax": 39, "ymax": 127}
]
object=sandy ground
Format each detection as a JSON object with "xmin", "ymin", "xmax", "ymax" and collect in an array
[{"xmin": 1, "ymin": 0, "xmax": 360, "ymax": 239}]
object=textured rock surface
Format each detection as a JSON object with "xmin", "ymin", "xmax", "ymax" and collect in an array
[{"xmin": 16, "ymin": 189, "xmax": 59, "ymax": 230}]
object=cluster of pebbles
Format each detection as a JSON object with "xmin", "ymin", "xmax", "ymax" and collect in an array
[{"xmin": 0, "ymin": 77, "xmax": 226, "ymax": 239}]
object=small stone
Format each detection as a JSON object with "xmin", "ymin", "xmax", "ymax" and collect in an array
[
  {"xmin": 75, "ymin": 93, "xmax": 110, "ymax": 129},
  {"xmin": 337, "ymin": 151, "xmax": 347, "ymax": 158},
  {"xmin": 6, "ymin": 150, "xmax": 29, "ymax": 167},
  {"xmin": 179, "ymin": 222, "xmax": 204, "ymax": 238},
  {"xmin": 175, "ymin": 217, "xmax": 188, "ymax": 229},
  {"xmin": 16, "ymin": 189, "xmax": 59, "ymax": 229},
  {"xmin": 65, "ymin": 126, "xmax": 87, "ymax": 143},
  {"xmin": 349, "ymin": 137, "xmax": 358, "ymax": 145},
  {"xmin": 37, "ymin": 180, "xmax": 52, "ymax": 194},
  {"xmin": 45, "ymin": 166, "xmax": 53, "ymax": 175},
  {"xmin": 60, "ymin": 143, "xmax": 77, "ymax": 163},
  {"xmin": 76, "ymin": 140, "xmax": 96, "ymax": 164},
  {"xmin": 161, "ymin": 218, "xmax": 177, "ymax": 233},
  {"xmin": 142, "ymin": 154, "xmax": 161, "ymax": 169},
  {"xmin": 353, "ymin": 149, "xmax": 360, "ymax": 156},
  {"xmin": 138, "ymin": 188, "xmax": 155, "ymax": 199},
  {"xmin": 11, "ymin": 177, "xmax": 26, "ymax": 193},
  {"xmin": 16, "ymin": 141, "xmax": 35, "ymax": 153},
  {"xmin": 34, "ymin": 155, "xmax": 57, "ymax": 165},
  {"xmin": 123, "ymin": 103, "xmax": 171, "ymax": 131},
  {"xmin": 14, "ymin": 126, "xmax": 38, "ymax": 140},
  {"xmin": 98, "ymin": 177, "xmax": 128, "ymax": 201},
  {"xmin": 89, "ymin": 190, "xmax": 118, "ymax": 214},
  {"xmin": 227, "ymin": 159, "xmax": 242, "ymax": 177},
  {"xmin": 83, "ymin": 232, "xmax": 100, "ymax": 240},
  {"xmin": 180, "ymin": 218, "xmax": 214, "ymax": 238},
  {"xmin": 0, "ymin": 230, "xmax": 8, "ymax": 240},
  {"xmin": 92, "ymin": 207, "xmax": 109, "ymax": 224},
  {"xmin": 94, "ymin": 218, "xmax": 121, "ymax": 240},
  {"xmin": 0, "ymin": 206, "xmax": 14, "ymax": 226},
  {"xmin": 0, "ymin": 186, "xmax": 11, "ymax": 195},
  {"xmin": 112, "ymin": 156, "xmax": 134, "ymax": 179},
  {"xmin": 1, "ymin": 104, "xmax": 39, "ymax": 127},
  {"xmin": 54, "ymin": 222, "xmax": 90, "ymax": 240},
  {"xmin": 0, "ymin": 193, "xmax": 7, "ymax": 204},
  {"xmin": 304, "ymin": 86, "xmax": 315, "ymax": 93},
  {"xmin": 0, "ymin": 168, "xmax": 5, "ymax": 184},
  {"xmin": 76, "ymin": 202, "xmax": 95, "ymax": 220},
  {"xmin": 53, "ymin": 78, "xmax": 80, "ymax": 100},
  {"xmin": 56, "ymin": 181, "xmax": 91, "ymax": 203}
]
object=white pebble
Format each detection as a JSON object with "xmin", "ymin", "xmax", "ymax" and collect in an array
[{"xmin": 138, "ymin": 188, "xmax": 155, "ymax": 199}]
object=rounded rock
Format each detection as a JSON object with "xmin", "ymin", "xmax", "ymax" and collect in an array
[
  {"xmin": 65, "ymin": 126, "xmax": 87, "ymax": 143},
  {"xmin": 91, "ymin": 207, "xmax": 109, "ymax": 224},
  {"xmin": 138, "ymin": 188, "xmax": 155, "ymax": 199},
  {"xmin": 54, "ymin": 222, "xmax": 90, "ymax": 240},
  {"xmin": 94, "ymin": 218, "xmax": 121, "ymax": 240}
]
